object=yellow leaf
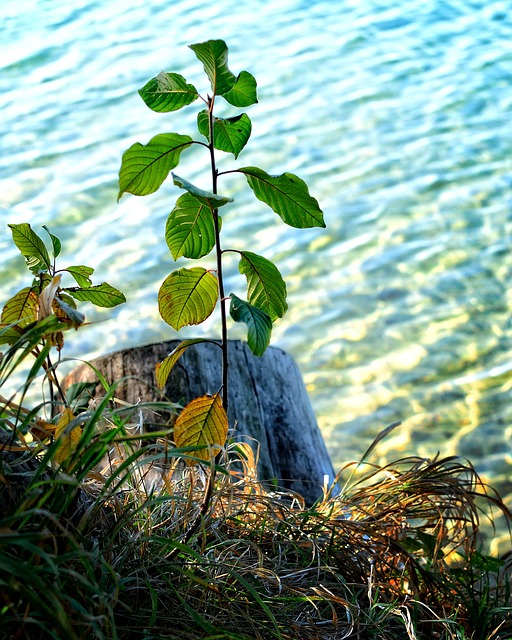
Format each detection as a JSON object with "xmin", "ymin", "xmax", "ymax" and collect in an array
[
  {"xmin": 155, "ymin": 338, "xmax": 206, "ymax": 390},
  {"xmin": 174, "ymin": 394, "xmax": 228, "ymax": 463},
  {"xmin": 0, "ymin": 287, "xmax": 38, "ymax": 327},
  {"xmin": 31, "ymin": 418, "xmax": 56, "ymax": 441},
  {"xmin": 54, "ymin": 408, "xmax": 82, "ymax": 468}
]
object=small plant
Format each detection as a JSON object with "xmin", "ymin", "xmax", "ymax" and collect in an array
[
  {"xmin": 0, "ymin": 224, "xmax": 125, "ymax": 461},
  {"xmin": 118, "ymin": 39, "xmax": 325, "ymax": 459}
]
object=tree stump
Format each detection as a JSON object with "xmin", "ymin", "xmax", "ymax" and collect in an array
[{"xmin": 63, "ymin": 340, "xmax": 336, "ymax": 504}]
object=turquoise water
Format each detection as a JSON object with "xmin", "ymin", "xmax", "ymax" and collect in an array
[{"xmin": 2, "ymin": 0, "xmax": 512, "ymax": 543}]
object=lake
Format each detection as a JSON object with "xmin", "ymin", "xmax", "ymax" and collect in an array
[{"xmin": 2, "ymin": 0, "xmax": 512, "ymax": 549}]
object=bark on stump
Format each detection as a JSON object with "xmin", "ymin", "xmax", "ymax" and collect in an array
[{"xmin": 63, "ymin": 340, "xmax": 335, "ymax": 504}]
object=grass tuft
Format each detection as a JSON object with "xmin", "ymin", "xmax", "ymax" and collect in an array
[{"xmin": 1, "ymin": 395, "xmax": 511, "ymax": 639}]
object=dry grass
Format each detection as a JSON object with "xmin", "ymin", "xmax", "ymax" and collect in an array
[{"xmin": 1, "ymin": 392, "xmax": 511, "ymax": 640}]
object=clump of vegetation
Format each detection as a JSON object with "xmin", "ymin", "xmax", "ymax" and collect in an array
[
  {"xmin": 1, "ymin": 41, "xmax": 511, "ymax": 639},
  {"xmin": 117, "ymin": 38, "xmax": 325, "ymax": 475}
]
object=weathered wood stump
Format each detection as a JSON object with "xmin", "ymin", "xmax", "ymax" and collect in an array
[{"xmin": 63, "ymin": 340, "xmax": 336, "ymax": 503}]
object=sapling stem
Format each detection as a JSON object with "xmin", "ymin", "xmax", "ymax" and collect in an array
[{"xmin": 208, "ymin": 96, "xmax": 229, "ymax": 412}]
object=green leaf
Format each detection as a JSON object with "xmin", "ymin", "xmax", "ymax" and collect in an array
[
  {"xmin": 417, "ymin": 531, "xmax": 443, "ymax": 559},
  {"xmin": 189, "ymin": 40, "xmax": 236, "ymax": 96},
  {"xmin": 197, "ymin": 110, "xmax": 210, "ymax": 141},
  {"xmin": 118, "ymin": 133, "xmax": 193, "ymax": 200},
  {"xmin": 0, "ymin": 316, "xmax": 62, "ymax": 385},
  {"xmin": 42, "ymin": 225, "xmax": 62, "ymax": 258},
  {"xmin": 174, "ymin": 393, "xmax": 228, "ymax": 463},
  {"xmin": 239, "ymin": 167, "xmax": 325, "ymax": 229},
  {"xmin": 230, "ymin": 294, "xmax": 272, "ymax": 357},
  {"xmin": 165, "ymin": 193, "xmax": 218, "ymax": 260},
  {"xmin": 0, "ymin": 323, "xmax": 24, "ymax": 346},
  {"xmin": 400, "ymin": 537, "xmax": 424, "ymax": 554},
  {"xmin": 8, "ymin": 223, "xmax": 51, "ymax": 273},
  {"xmin": 2, "ymin": 314, "xmax": 68, "ymax": 358},
  {"xmin": 54, "ymin": 296, "xmax": 85, "ymax": 329},
  {"xmin": 158, "ymin": 267, "xmax": 218, "ymax": 330},
  {"xmin": 64, "ymin": 283, "xmax": 126, "ymax": 308},
  {"xmin": 197, "ymin": 110, "xmax": 252, "ymax": 159},
  {"xmin": 57, "ymin": 291, "xmax": 78, "ymax": 308},
  {"xmin": 466, "ymin": 550, "xmax": 504, "ymax": 573},
  {"xmin": 139, "ymin": 71, "xmax": 198, "ymax": 112},
  {"xmin": 65, "ymin": 265, "xmax": 94, "ymax": 288},
  {"xmin": 172, "ymin": 173, "xmax": 233, "ymax": 208},
  {"xmin": 155, "ymin": 338, "xmax": 207, "ymax": 390},
  {"xmin": 53, "ymin": 291, "xmax": 84, "ymax": 329},
  {"xmin": 1, "ymin": 287, "xmax": 38, "ymax": 327},
  {"xmin": 238, "ymin": 251, "xmax": 287, "ymax": 321},
  {"xmin": 223, "ymin": 71, "xmax": 258, "ymax": 107}
]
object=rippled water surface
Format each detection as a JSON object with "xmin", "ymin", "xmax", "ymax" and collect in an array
[{"xmin": 2, "ymin": 0, "xmax": 512, "ymax": 543}]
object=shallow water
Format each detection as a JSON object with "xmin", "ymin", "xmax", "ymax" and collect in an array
[{"xmin": 2, "ymin": 0, "xmax": 512, "ymax": 546}]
